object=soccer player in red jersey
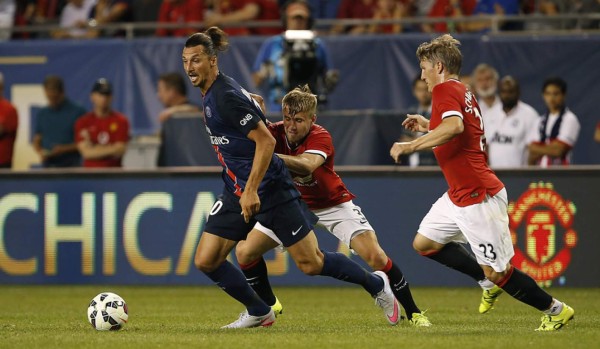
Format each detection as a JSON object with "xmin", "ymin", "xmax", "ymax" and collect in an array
[
  {"xmin": 236, "ymin": 85, "xmax": 430, "ymax": 326},
  {"xmin": 389, "ymin": 34, "xmax": 574, "ymax": 331}
]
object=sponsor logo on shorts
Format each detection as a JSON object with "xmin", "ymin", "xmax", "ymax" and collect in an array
[
  {"xmin": 509, "ymin": 182, "xmax": 577, "ymax": 286},
  {"xmin": 292, "ymin": 225, "xmax": 303, "ymax": 236}
]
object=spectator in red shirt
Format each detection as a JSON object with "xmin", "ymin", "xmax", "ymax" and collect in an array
[
  {"xmin": 368, "ymin": 0, "xmax": 408, "ymax": 34},
  {"xmin": 330, "ymin": 0, "xmax": 375, "ymax": 34},
  {"xmin": 156, "ymin": 0, "xmax": 204, "ymax": 37},
  {"xmin": 75, "ymin": 78, "xmax": 130, "ymax": 168},
  {"xmin": 0, "ymin": 72, "xmax": 18, "ymax": 169},
  {"xmin": 205, "ymin": 0, "xmax": 280, "ymax": 36},
  {"xmin": 424, "ymin": 0, "xmax": 477, "ymax": 33}
]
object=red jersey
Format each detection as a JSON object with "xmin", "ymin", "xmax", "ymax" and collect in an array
[
  {"xmin": 269, "ymin": 122, "xmax": 355, "ymax": 210},
  {"xmin": 156, "ymin": 0, "xmax": 204, "ymax": 37},
  {"xmin": 75, "ymin": 111, "xmax": 130, "ymax": 167},
  {"xmin": 0, "ymin": 98, "xmax": 18, "ymax": 166},
  {"xmin": 430, "ymin": 79, "xmax": 504, "ymax": 207},
  {"xmin": 249, "ymin": 0, "xmax": 281, "ymax": 36}
]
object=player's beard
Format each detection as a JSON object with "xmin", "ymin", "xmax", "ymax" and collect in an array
[{"xmin": 503, "ymin": 98, "xmax": 518, "ymax": 111}]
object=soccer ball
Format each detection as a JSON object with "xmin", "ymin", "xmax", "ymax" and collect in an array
[{"xmin": 87, "ymin": 292, "xmax": 129, "ymax": 331}]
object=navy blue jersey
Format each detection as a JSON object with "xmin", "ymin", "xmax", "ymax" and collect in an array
[{"xmin": 202, "ymin": 72, "xmax": 299, "ymax": 210}]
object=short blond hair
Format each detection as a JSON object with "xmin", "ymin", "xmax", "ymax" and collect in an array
[
  {"xmin": 281, "ymin": 84, "xmax": 317, "ymax": 116},
  {"xmin": 416, "ymin": 34, "xmax": 462, "ymax": 75}
]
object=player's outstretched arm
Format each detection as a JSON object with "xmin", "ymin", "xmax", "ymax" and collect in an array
[
  {"xmin": 241, "ymin": 121, "xmax": 276, "ymax": 223},
  {"xmin": 277, "ymin": 153, "xmax": 325, "ymax": 176},
  {"xmin": 390, "ymin": 116, "xmax": 463, "ymax": 163}
]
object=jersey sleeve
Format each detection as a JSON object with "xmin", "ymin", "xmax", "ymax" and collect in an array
[
  {"xmin": 432, "ymin": 85, "xmax": 464, "ymax": 120},
  {"xmin": 315, "ymin": 39, "xmax": 331, "ymax": 72},
  {"xmin": 252, "ymin": 38, "xmax": 275, "ymax": 72},
  {"xmin": 74, "ymin": 117, "xmax": 87, "ymax": 143},
  {"xmin": 303, "ymin": 129, "xmax": 332, "ymax": 160},
  {"xmin": 113, "ymin": 116, "xmax": 130, "ymax": 143},
  {"xmin": 222, "ymin": 90, "xmax": 265, "ymax": 135},
  {"xmin": 525, "ymin": 113, "xmax": 541, "ymax": 144},
  {"xmin": 556, "ymin": 112, "xmax": 580, "ymax": 147}
]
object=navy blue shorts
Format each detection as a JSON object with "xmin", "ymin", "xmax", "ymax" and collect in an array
[{"xmin": 204, "ymin": 196, "xmax": 317, "ymax": 247}]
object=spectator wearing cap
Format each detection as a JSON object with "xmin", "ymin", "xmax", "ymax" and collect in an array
[
  {"xmin": 33, "ymin": 75, "xmax": 86, "ymax": 167},
  {"xmin": 0, "ymin": 72, "xmax": 18, "ymax": 169},
  {"xmin": 75, "ymin": 78, "xmax": 130, "ymax": 168}
]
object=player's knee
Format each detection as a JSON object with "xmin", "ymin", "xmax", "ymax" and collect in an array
[
  {"xmin": 412, "ymin": 234, "xmax": 441, "ymax": 254},
  {"xmin": 412, "ymin": 239, "xmax": 428, "ymax": 253},
  {"xmin": 194, "ymin": 254, "xmax": 218, "ymax": 273},
  {"xmin": 235, "ymin": 245, "xmax": 258, "ymax": 266},
  {"xmin": 483, "ymin": 267, "xmax": 508, "ymax": 284},
  {"xmin": 363, "ymin": 251, "xmax": 388, "ymax": 270}
]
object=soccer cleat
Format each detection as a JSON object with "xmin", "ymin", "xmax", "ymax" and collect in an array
[
  {"xmin": 221, "ymin": 309, "xmax": 275, "ymax": 329},
  {"xmin": 409, "ymin": 311, "xmax": 432, "ymax": 327},
  {"xmin": 373, "ymin": 271, "xmax": 401, "ymax": 325},
  {"xmin": 536, "ymin": 303, "xmax": 575, "ymax": 331},
  {"xmin": 271, "ymin": 297, "xmax": 283, "ymax": 317},
  {"xmin": 479, "ymin": 285, "xmax": 504, "ymax": 314}
]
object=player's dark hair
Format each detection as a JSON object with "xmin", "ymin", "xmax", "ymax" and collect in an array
[
  {"xmin": 43, "ymin": 75, "xmax": 64, "ymax": 92},
  {"xmin": 159, "ymin": 72, "xmax": 187, "ymax": 96},
  {"xmin": 184, "ymin": 26, "xmax": 229, "ymax": 57},
  {"xmin": 542, "ymin": 77, "xmax": 567, "ymax": 94},
  {"xmin": 282, "ymin": 84, "xmax": 317, "ymax": 116},
  {"xmin": 416, "ymin": 34, "xmax": 462, "ymax": 75}
]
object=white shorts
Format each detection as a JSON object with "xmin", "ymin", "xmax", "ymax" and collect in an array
[
  {"xmin": 254, "ymin": 200, "xmax": 374, "ymax": 249},
  {"xmin": 418, "ymin": 188, "xmax": 514, "ymax": 272}
]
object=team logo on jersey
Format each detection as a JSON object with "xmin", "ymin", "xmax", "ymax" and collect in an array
[
  {"xmin": 110, "ymin": 122, "xmax": 118, "ymax": 132},
  {"xmin": 97, "ymin": 131, "xmax": 110, "ymax": 145},
  {"xmin": 205, "ymin": 106, "xmax": 212, "ymax": 118},
  {"xmin": 508, "ymin": 182, "xmax": 577, "ymax": 286}
]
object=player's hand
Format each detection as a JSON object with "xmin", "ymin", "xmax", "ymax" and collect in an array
[
  {"xmin": 402, "ymin": 114, "xmax": 430, "ymax": 133},
  {"xmin": 390, "ymin": 142, "xmax": 415, "ymax": 163},
  {"xmin": 240, "ymin": 190, "xmax": 261, "ymax": 223}
]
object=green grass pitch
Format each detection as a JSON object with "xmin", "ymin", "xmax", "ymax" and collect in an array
[{"xmin": 1, "ymin": 286, "xmax": 598, "ymax": 349}]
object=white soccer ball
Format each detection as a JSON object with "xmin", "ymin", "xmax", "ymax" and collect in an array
[{"xmin": 87, "ymin": 292, "xmax": 129, "ymax": 331}]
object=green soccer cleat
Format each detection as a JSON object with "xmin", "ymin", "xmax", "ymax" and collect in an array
[
  {"xmin": 536, "ymin": 303, "xmax": 575, "ymax": 331},
  {"xmin": 271, "ymin": 297, "xmax": 283, "ymax": 317},
  {"xmin": 479, "ymin": 285, "xmax": 504, "ymax": 314},
  {"xmin": 409, "ymin": 311, "xmax": 431, "ymax": 327}
]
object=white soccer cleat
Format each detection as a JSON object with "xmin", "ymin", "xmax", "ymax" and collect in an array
[
  {"xmin": 221, "ymin": 309, "xmax": 275, "ymax": 329},
  {"xmin": 373, "ymin": 270, "xmax": 401, "ymax": 325}
]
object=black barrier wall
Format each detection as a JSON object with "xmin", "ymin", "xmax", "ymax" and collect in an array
[{"xmin": 0, "ymin": 167, "xmax": 598, "ymax": 286}]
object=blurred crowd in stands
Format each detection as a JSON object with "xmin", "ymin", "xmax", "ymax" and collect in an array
[
  {"xmin": 0, "ymin": 1, "xmax": 599, "ymax": 170},
  {"xmin": 1, "ymin": 61, "xmax": 597, "ymax": 169},
  {"xmin": 2, "ymin": 0, "xmax": 600, "ymax": 40}
]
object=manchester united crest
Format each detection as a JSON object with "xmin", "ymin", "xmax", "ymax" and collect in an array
[{"xmin": 509, "ymin": 182, "xmax": 577, "ymax": 286}]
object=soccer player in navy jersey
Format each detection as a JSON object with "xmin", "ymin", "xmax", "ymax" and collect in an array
[
  {"xmin": 389, "ymin": 34, "xmax": 574, "ymax": 331},
  {"xmin": 182, "ymin": 27, "xmax": 398, "ymax": 329}
]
